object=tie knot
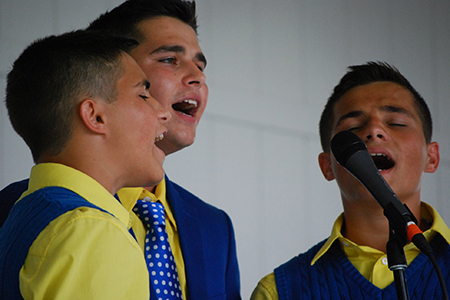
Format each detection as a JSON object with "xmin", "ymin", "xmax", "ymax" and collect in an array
[{"xmin": 133, "ymin": 197, "xmax": 166, "ymax": 228}]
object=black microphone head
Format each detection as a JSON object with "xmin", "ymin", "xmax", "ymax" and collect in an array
[{"xmin": 330, "ymin": 131, "xmax": 367, "ymax": 167}]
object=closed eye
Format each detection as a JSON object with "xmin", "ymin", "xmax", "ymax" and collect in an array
[
  {"xmin": 196, "ymin": 61, "xmax": 206, "ymax": 72},
  {"xmin": 346, "ymin": 125, "xmax": 362, "ymax": 131}
]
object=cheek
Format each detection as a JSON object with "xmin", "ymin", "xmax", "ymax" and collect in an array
[
  {"xmin": 148, "ymin": 78, "xmax": 174, "ymax": 107},
  {"xmin": 331, "ymin": 161, "xmax": 357, "ymax": 186},
  {"xmin": 401, "ymin": 137, "xmax": 428, "ymax": 164},
  {"xmin": 201, "ymin": 85, "xmax": 209, "ymax": 105},
  {"xmin": 196, "ymin": 85, "xmax": 209, "ymax": 117}
]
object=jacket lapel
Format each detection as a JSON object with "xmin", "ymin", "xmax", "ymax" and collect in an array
[{"xmin": 165, "ymin": 176, "xmax": 208, "ymax": 299}]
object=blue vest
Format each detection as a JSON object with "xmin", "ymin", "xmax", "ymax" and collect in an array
[
  {"xmin": 275, "ymin": 236, "xmax": 450, "ymax": 299},
  {"xmin": 0, "ymin": 187, "xmax": 107, "ymax": 300}
]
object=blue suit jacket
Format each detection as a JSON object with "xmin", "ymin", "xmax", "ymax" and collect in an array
[{"xmin": 0, "ymin": 176, "xmax": 241, "ymax": 300}]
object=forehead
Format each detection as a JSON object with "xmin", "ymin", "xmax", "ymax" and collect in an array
[
  {"xmin": 333, "ymin": 81, "xmax": 418, "ymax": 120},
  {"xmin": 136, "ymin": 16, "xmax": 200, "ymax": 50},
  {"xmin": 117, "ymin": 54, "xmax": 147, "ymax": 88}
]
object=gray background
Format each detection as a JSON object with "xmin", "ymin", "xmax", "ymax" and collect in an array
[{"xmin": 1, "ymin": 1, "xmax": 449, "ymax": 298}]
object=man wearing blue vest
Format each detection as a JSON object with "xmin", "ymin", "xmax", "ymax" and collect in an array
[
  {"xmin": 0, "ymin": 30, "xmax": 171, "ymax": 299},
  {"xmin": 251, "ymin": 62, "xmax": 450, "ymax": 299},
  {"xmin": 0, "ymin": 1, "xmax": 241, "ymax": 299}
]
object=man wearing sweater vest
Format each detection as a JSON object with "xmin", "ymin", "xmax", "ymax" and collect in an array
[
  {"xmin": 0, "ymin": 30, "xmax": 171, "ymax": 299},
  {"xmin": 251, "ymin": 62, "xmax": 450, "ymax": 299}
]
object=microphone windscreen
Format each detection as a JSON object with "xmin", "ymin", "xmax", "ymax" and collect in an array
[{"xmin": 331, "ymin": 131, "xmax": 366, "ymax": 166}]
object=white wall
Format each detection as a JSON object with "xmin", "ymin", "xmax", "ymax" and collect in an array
[{"xmin": 1, "ymin": 1, "xmax": 450, "ymax": 298}]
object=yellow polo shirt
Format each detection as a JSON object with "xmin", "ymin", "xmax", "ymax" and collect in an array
[
  {"xmin": 117, "ymin": 178, "xmax": 187, "ymax": 300},
  {"xmin": 251, "ymin": 202, "xmax": 450, "ymax": 300},
  {"xmin": 19, "ymin": 163, "xmax": 149, "ymax": 299}
]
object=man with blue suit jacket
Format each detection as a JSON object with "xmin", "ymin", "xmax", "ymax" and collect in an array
[{"xmin": 0, "ymin": 0, "xmax": 241, "ymax": 299}]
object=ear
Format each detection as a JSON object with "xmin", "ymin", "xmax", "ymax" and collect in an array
[
  {"xmin": 425, "ymin": 141, "xmax": 440, "ymax": 173},
  {"xmin": 318, "ymin": 152, "xmax": 335, "ymax": 181},
  {"xmin": 78, "ymin": 99, "xmax": 107, "ymax": 134}
]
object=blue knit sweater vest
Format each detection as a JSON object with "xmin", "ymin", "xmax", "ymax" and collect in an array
[
  {"xmin": 0, "ymin": 187, "xmax": 107, "ymax": 300},
  {"xmin": 275, "ymin": 236, "xmax": 450, "ymax": 299}
]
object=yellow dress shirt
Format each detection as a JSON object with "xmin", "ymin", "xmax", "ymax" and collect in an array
[
  {"xmin": 19, "ymin": 163, "xmax": 149, "ymax": 300},
  {"xmin": 251, "ymin": 202, "xmax": 450, "ymax": 300},
  {"xmin": 117, "ymin": 178, "xmax": 187, "ymax": 300}
]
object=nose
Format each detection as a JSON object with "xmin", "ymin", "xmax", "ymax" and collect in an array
[
  {"xmin": 182, "ymin": 62, "xmax": 206, "ymax": 87},
  {"xmin": 363, "ymin": 120, "xmax": 389, "ymax": 143},
  {"xmin": 155, "ymin": 101, "xmax": 171, "ymax": 124}
]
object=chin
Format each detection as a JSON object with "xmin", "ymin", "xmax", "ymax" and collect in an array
[
  {"xmin": 146, "ymin": 176, "xmax": 164, "ymax": 188},
  {"xmin": 157, "ymin": 138, "xmax": 193, "ymax": 156}
]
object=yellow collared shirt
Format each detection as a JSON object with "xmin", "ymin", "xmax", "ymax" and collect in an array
[
  {"xmin": 19, "ymin": 163, "xmax": 149, "ymax": 300},
  {"xmin": 251, "ymin": 202, "xmax": 450, "ymax": 300},
  {"xmin": 117, "ymin": 177, "xmax": 187, "ymax": 300}
]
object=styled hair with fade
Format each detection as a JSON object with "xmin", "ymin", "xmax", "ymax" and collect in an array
[
  {"xmin": 319, "ymin": 61, "xmax": 432, "ymax": 153},
  {"xmin": 87, "ymin": 0, "xmax": 198, "ymax": 43},
  {"xmin": 6, "ymin": 30, "xmax": 138, "ymax": 162}
]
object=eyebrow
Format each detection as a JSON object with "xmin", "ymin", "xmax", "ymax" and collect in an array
[
  {"xmin": 335, "ymin": 105, "xmax": 416, "ymax": 128},
  {"xmin": 335, "ymin": 111, "xmax": 363, "ymax": 128},
  {"xmin": 151, "ymin": 45, "xmax": 207, "ymax": 67},
  {"xmin": 381, "ymin": 105, "xmax": 415, "ymax": 119}
]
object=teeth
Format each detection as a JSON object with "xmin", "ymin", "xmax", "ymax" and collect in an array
[
  {"xmin": 371, "ymin": 153, "xmax": 386, "ymax": 157},
  {"xmin": 370, "ymin": 152, "xmax": 394, "ymax": 171},
  {"xmin": 183, "ymin": 99, "xmax": 198, "ymax": 107},
  {"xmin": 155, "ymin": 133, "xmax": 164, "ymax": 142}
]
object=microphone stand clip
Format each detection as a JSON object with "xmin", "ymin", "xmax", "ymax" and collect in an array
[{"xmin": 384, "ymin": 203, "xmax": 418, "ymax": 300}]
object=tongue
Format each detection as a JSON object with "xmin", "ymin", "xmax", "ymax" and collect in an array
[
  {"xmin": 172, "ymin": 101, "xmax": 196, "ymax": 114},
  {"xmin": 372, "ymin": 155, "xmax": 394, "ymax": 170}
]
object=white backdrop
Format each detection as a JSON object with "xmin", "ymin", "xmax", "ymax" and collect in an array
[{"xmin": 1, "ymin": 1, "xmax": 450, "ymax": 298}]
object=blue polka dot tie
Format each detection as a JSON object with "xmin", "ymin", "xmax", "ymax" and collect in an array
[{"xmin": 133, "ymin": 197, "xmax": 183, "ymax": 300}]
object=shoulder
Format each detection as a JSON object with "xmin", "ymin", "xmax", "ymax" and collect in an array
[
  {"xmin": 0, "ymin": 179, "xmax": 29, "ymax": 197},
  {"xmin": 251, "ymin": 272, "xmax": 278, "ymax": 300},
  {"xmin": 166, "ymin": 177, "xmax": 231, "ymax": 220},
  {"xmin": 165, "ymin": 177, "xmax": 237, "ymax": 246},
  {"xmin": 10, "ymin": 187, "xmax": 136, "ymax": 253},
  {"xmin": 0, "ymin": 179, "xmax": 29, "ymax": 226},
  {"xmin": 276, "ymin": 238, "xmax": 328, "ymax": 274},
  {"xmin": 21, "ymin": 205, "xmax": 147, "ymax": 299},
  {"xmin": 6, "ymin": 187, "xmax": 137, "ymax": 260},
  {"xmin": 32, "ymin": 205, "xmax": 138, "ymax": 256}
]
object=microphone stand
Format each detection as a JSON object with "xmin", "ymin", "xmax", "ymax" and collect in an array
[
  {"xmin": 386, "ymin": 223, "xmax": 410, "ymax": 300},
  {"xmin": 383, "ymin": 202, "xmax": 417, "ymax": 300}
]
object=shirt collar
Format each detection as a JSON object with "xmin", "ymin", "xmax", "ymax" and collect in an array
[
  {"xmin": 311, "ymin": 202, "xmax": 450, "ymax": 265},
  {"xmin": 116, "ymin": 177, "xmax": 177, "ymax": 232},
  {"xmin": 311, "ymin": 213, "xmax": 345, "ymax": 265},
  {"xmin": 22, "ymin": 163, "xmax": 131, "ymax": 228},
  {"xmin": 420, "ymin": 202, "xmax": 450, "ymax": 244}
]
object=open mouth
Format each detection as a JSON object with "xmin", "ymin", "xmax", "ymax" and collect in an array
[
  {"xmin": 371, "ymin": 153, "xmax": 395, "ymax": 171},
  {"xmin": 155, "ymin": 133, "xmax": 165, "ymax": 142},
  {"xmin": 172, "ymin": 99, "xmax": 198, "ymax": 117}
]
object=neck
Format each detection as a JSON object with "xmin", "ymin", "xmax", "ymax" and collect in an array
[
  {"xmin": 144, "ymin": 185, "xmax": 157, "ymax": 193},
  {"xmin": 342, "ymin": 196, "xmax": 422, "ymax": 252},
  {"xmin": 41, "ymin": 137, "xmax": 123, "ymax": 195}
]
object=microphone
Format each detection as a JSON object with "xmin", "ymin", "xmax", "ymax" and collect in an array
[{"xmin": 330, "ymin": 130, "xmax": 428, "ymax": 251}]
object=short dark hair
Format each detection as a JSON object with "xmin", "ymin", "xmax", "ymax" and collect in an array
[
  {"xmin": 319, "ymin": 61, "xmax": 432, "ymax": 153},
  {"xmin": 6, "ymin": 30, "xmax": 138, "ymax": 163},
  {"xmin": 87, "ymin": 0, "xmax": 198, "ymax": 43}
]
